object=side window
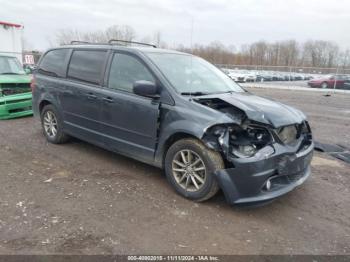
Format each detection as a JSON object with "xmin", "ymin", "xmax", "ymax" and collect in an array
[
  {"xmin": 108, "ymin": 53, "xmax": 155, "ymax": 93},
  {"xmin": 67, "ymin": 50, "xmax": 107, "ymax": 85},
  {"xmin": 38, "ymin": 49, "xmax": 70, "ymax": 77}
]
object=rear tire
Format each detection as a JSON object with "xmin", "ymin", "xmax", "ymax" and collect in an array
[
  {"xmin": 40, "ymin": 104, "xmax": 69, "ymax": 144},
  {"xmin": 164, "ymin": 138, "xmax": 224, "ymax": 202}
]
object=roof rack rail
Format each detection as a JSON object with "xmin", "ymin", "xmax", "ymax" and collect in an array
[
  {"xmin": 70, "ymin": 41, "xmax": 91, "ymax": 45},
  {"xmin": 108, "ymin": 39, "xmax": 157, "ymax": 48},
  {"xmin": 68, "ymin": 40, "xmax": 157, "ymax": 48}
]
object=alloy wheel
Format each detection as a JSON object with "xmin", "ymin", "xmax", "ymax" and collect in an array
[
  {"xmin": 43, "ymin": 111, "xmax": 58, "ymax": 138},
  {"xmin": 172, "ymin": 149, "xmax": 207, "ymax": 192}
]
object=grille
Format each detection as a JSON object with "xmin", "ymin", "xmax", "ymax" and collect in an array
[
  {"xmin": 1, "ymin": 83, "xmax": 31, "ymax": 96},
  {"xmin": 9, "ymin": 106, "xmax": 32, "ymax": 114},
  {"xmin": 6, "ymin": 98, "xmax": 31, "ymax": 104}
]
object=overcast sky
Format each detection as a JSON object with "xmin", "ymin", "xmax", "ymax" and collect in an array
[{"xmin": 1, "ymin": 0, "xmax": 349, "ymax": 51}]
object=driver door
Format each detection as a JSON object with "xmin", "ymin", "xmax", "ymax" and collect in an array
[{"xmin": 99, "ymin": 52, "xmax": 160, "ymax": 163}]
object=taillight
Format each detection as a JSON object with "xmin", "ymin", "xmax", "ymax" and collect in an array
[{"xmin": 30, "ymin": 76, "xmax": 36, "ymax": 92}]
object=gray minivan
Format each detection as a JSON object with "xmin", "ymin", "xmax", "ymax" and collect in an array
[{"xmin": 32, "ymin": 41, "xmax": 314, "ymax": 205}]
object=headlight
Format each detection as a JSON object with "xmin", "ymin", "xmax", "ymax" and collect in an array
[
  {"xmin": 277, "ymin": 125, "xmax": 297, "ymax": 144},
  {"xmin": 230, "ymin": 126, "xmax": 272, "ymax": 158}
]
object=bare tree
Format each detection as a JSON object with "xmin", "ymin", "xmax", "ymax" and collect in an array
[
  {"xmin": 55, "ymin": 25, "xmax": 136, "ymax": 45},
  {"xmin": 52, "ymin": 25, "xmax": 349, "ymax": 71}
]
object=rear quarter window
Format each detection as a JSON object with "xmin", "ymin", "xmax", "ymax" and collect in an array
[
  {"xmin": 38, "ymin": 49, "xmax": 70, "ymax": 77},
  {"xmin": 67, "ymin": 50, "xmax": 107, "ymax": 85}
]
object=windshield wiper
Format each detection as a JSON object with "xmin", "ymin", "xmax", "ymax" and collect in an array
[
  {"xmin": 180, "ymin": 92, "xmax": 210, "ymax": 96},
  {"xmin": 215, "ymin": 91, "xmax": 234, "ymax": 94}
]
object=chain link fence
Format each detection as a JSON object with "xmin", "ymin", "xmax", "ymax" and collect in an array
[{"xmin": 216, "ymin": 64, "xmax": 350, "ymax": 75}]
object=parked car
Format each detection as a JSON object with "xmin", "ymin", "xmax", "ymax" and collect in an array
[
  {"xmin": 227, "ymin": 70, "xmax": 248, "ymax": 82},
  {"xmin": 0, "ymin": 55, "xmax": 33, "ymax": 119},
  {"xmin": 307, "ymin": 75, "xmax": 348, "ymax": 89},
  {"xmin": 343, "ymin": 81, "xmax": 350, "ymax": 90},
  {"xmin": 32, "ymin": 42, "xmax": 314, "ymax": 205},
  {"xmin": 258, "ymin": 71, "xmax": 273, "ymax": 81}
]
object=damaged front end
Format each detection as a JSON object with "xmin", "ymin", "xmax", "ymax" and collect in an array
[
  {"xmin": 199, "ymin": 97, "xmax": 314, "ymax": 205},
  {"xmin": 0, "ymin": 84, "xmax": 33, "ymax": 120}
]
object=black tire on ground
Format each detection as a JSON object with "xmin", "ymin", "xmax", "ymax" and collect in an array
[
  {"xmin": 40, "ymin": 104, "xmax": 69, "ymax": 144},
  {"xmin": 164, "ymin": 138, "xmax": 224, "ymax": 202}
]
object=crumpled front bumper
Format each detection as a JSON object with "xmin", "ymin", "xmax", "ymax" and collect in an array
[{"xmin": 215, "ymin": 142, "xmax": 314, "ymax": 205}]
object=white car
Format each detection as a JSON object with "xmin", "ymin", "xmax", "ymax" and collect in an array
[{"xmin": 227, "ymin": 70, "xmax": 257, "ymax": 82}]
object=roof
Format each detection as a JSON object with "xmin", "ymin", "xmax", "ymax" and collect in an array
[{"xmin": 0, "ymin": 21, "xmax": 22, "ymax": 28}]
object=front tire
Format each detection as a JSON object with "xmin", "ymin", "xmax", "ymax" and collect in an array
[
  {"xmin": 41, "ymin": 104, "xmax": 69, "ymax": 144},
  {"xmin": 164, "ymin": 138, "xmax": 224, "ymax": 202}
]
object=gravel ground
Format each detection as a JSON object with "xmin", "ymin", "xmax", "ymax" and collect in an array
[{"xmin": 0, "ymin": 88, "xmax": 349, "ymax": 255}]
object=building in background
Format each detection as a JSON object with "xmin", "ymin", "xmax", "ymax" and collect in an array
[{"xmin": 0, "ymin": 21, "xmax": 24, "ymax": 63}]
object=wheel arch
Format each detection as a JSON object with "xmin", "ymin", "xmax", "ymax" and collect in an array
[
  {"xmin": 157, "ymin": 132, "xmax": 199, "ymax": 169},
  {"xmin": 39, "ymin": 100, "xmax": 52, "ymax": 114}
]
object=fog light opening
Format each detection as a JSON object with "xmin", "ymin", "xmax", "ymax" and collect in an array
[{"xmin": 265, "ymin": 180, "xmax": 272, "ymax": 191}]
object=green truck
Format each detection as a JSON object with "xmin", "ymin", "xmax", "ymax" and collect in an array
[{"xmin": 0, "ymin": 55, "xmax": 33, "ymax": 119}]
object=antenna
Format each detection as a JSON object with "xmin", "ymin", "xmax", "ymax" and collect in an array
[
  {"xmin": 189, "ymin": 15, "xmax": 194, "ymax": 100},
  {"xmin": 190, "ymin": 16, "xmax": 194, "ymax": 52}
]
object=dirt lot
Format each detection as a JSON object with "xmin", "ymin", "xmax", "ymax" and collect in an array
[{"xmin": 0, "ymin": 88, "xmax": 349, "ymax": 255}]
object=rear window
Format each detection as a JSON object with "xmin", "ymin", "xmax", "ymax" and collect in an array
[
  {"xmin": 38, "ymin": 49, "xmax": 70, "ymax": 77},
  {"xmin": 67, "ymin": 50, "xmax": 107, "ymax": 85}
]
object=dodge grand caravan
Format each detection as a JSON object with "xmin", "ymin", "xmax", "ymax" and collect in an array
[{"xmin": 32, "ymin": 41, "xmax": 313, "ymax": 205}]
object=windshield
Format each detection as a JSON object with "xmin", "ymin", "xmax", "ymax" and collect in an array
[
  {"xmin": 0, "ymin": 56, "xmax": 25, "ymax": 75},
  {"xmin": 147, "ymin": 53, "xmax": 245, "ymax": 94}
]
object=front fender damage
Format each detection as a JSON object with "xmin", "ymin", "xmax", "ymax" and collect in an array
[
  {"xmin": 195, "ymin": 97, "xmax": 247, "ymax": 157},
  {"xmin": 202, "ymin": 124, "xmax": 232, "ymax": 155}
]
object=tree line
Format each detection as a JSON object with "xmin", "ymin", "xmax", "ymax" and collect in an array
[
  {"xmin": 54, "ymin": 25, "xmax": 350, "ymax": 70},
  {"xmin": 178, "ymin": 40, "xmax": 350, "ymax": 70}
]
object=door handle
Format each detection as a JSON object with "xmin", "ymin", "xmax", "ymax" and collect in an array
[
  {"xmin": 102, "ymin": 97, "xmax": 114, "ymax": 103},
  {"xmin": 86, "ymin": 93, "xmax": 97, "ymax": 100}
]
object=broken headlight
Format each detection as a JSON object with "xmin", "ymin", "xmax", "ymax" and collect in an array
[
  {"xmin": 202, "ymin": 124, "xmax": 274, "ymax": 159},
  {"xmin": 276, "ymin": 125, "xmax": 298, "ymax": 144},
  {"xmin": 230, "ymin": 126, "xmax": 273, "ymax": 158}
]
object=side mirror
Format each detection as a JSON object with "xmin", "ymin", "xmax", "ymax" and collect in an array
[
  {"xmin": 24, "ymin": 68, "xmax": 31, "ymax": 74},
  {"xmin": 133, "ymin": 80, "xmax": 159, "ymax": 98}
]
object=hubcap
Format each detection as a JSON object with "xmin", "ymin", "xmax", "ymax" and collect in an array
[
  {"xmin": 43, "ymin": 111, "xmax": 58, "ymax": 138},
  {"xmin": 172, "ymin": 149, "xmax": 207, "ymax": 192}
]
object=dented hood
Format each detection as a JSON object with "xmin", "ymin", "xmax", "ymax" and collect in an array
[
  {"xmin": 202, "ymin": 92, "xmax": 306, "ymax": 128},
  {"xmin": 0, "ymin": 74, "xmax": 31, "ymax": 84}
]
